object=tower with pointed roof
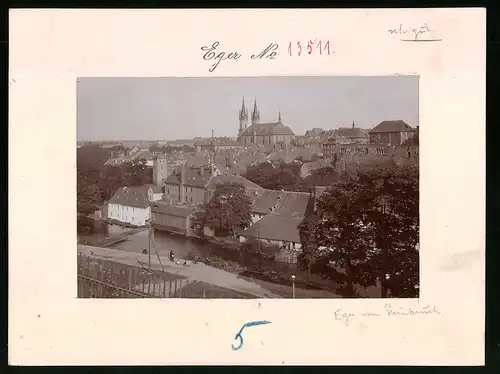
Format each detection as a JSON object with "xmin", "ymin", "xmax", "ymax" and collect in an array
[
  {"xmin": 251, "ymin": 98, "xmax": 260, "ymax": 125},
  {"xmin": 238, "ymin": 97, "xmax": 248, "ymax": 138},
  {"xmin": 278, "ymin": 111, "xmax": 282, "ymax": 124}
]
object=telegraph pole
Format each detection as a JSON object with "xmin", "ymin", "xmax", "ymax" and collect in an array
[{"xmin": 148, "ymin": 224, "xmax": 152, "ymax": 270}]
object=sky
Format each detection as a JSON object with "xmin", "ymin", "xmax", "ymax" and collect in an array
[{"xmin": 77, "ymin": 76, "xmax": 419, "ymax": 141}]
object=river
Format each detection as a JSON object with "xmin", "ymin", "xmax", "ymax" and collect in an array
[{"xmin": 81, "ymin": 221, "xmax": 298, "ymax": 275}]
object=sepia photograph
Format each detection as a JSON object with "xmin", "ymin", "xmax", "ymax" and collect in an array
[{"xmin": 76, "ymin": 76, "xmax": 420, "ymax": 299}]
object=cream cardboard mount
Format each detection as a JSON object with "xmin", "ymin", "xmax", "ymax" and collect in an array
[{"xmin": 8, "ymin": 8, "xmax": 485, "ymax": 366}]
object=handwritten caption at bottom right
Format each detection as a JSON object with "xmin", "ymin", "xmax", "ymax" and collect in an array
[{"xmin": 334, "ymin": 304, "xmax": 441, "ymax": 326}]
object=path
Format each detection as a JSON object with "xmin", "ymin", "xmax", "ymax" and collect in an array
[{"xmin": 78, "ymin": 244, "xmax": 282, "ymax": 298}]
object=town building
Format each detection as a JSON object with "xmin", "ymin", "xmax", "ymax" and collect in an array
[
  {"xmin": 153, "ymin": 155, "xmax": 170, "ymax": 186},
  {"xmin": 238, "ymin": 215, "xmax": 304, "ymax": 263},
  {"xmin": 163, "ymin": 164, "xmax": 214, "ymax": 206},
  {"xmin": 237, "ymin": 98, "xmax": 295, "ymax": 147},
  {"xmin": 107, "ymin": 185, "xmax": 156, "ymax": 226},
  {"xmin": 333, "ymin": 122, "xmax": 369, "ymax": 144},
  {"xmin": 368, "ymin": 120, "xmax": 418, "ymax": 146},
  {"xmin": 322, "ymin": 138, "xmax": 337, "ymax": 159},
  {"xmin": 245, "ymin": 189, "xmax": 311, "ymax": 224},
  {"xmin": 151, "ymin": 203, "xmax": 197, "ymax": 236},
  {"xmin": 238, "ymin": 189, "xmax": 311, "ymax": 263},
  {"xmin": 144, "ymin": 184, "xmax": 164, "ymax": 201}
]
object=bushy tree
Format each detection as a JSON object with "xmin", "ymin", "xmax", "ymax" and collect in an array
[
  {"xmin": 243, "ymin": 161, "xmax": 301, "ymax": 191},
  {"xmin": 359, "ymin": 164, "xmax": 419, "ymax": 297},
  {"xmin": 77, "ymin": 166, "xmax": 103, "ymax": 215},
  {"xmin": 193, "ymin": 182, "xmax": 252, "ymax": 238},
  {"xmin": 122, "ymin": 159, "xmax": 152, "ymax": 186},
  {"xmin": 298, "ymin": 164, "xmax": 419, "ymax": 298},
  {"xmin": 298, "ymin": 178, "xmax": 376, "ymax": 296}
]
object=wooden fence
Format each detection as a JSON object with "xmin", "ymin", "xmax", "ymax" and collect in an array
[{"xmin": 77, "ymin": 253, "xmax": 256, "ymax": 299}]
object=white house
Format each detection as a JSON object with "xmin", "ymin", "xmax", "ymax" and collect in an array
[
  {"xmin": 144, "ymin": 184, "xmax": 164, "ymax": 201},
  {"xmin": 107, "ymin": 186, "xmax": 152, "ymax": 226}
]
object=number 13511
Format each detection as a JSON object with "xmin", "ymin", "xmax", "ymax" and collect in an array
[{"xmin": 288, "ymin": 40, "xmax": 332, "ymax": 56}]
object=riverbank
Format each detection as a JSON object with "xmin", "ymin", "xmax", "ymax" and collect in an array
[{"xmin": 77, "ymin": 244, "xmax": 341, "ymax": 298}]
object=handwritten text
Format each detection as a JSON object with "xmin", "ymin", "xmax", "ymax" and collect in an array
[
  {"xmin": 288, "ymin": 40, "xmax": 333, "ymax": 56},
  {"xmin": 388, "ymin": 23, "xmax": 441, "ymax": 42},
  {"xmin": 200, "ymin": 42, "xmax": 279, "ymax": 73},
  {"xmin": 231, "ymin": 320, "xmax": 272, "ymax": 351},
  {"xmin": 334, "ymin": 304, "xmax": 441, "ymax": 326}
]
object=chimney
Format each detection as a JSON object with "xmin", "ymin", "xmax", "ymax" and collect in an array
[
  {"xmin": 352, "ymin": 121, "xmax": 355, "ymax": 129},
  {"xmin": 180, "ymin": 164, "xmax": 186, "ymax": 203}
]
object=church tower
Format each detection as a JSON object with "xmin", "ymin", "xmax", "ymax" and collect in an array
[
  {"xmin": 238, "ymin": 97, "xmax": 248, "ymax": 137},
  {"xmin": 251, "ymin": 98, "xmax": 260, "ymax": 125}
]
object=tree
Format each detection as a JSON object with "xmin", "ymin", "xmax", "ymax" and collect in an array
[
  {"xmin": 122, "ymin": 159, "xmax": 152, "ymax": 186},
  {"xmin": 298, "ymin": 164, "xmax": 419, "ymax": 298},
  {"xmin": 359, "ymin": 164, "xmax": 419, "ymax": 298},
  {"xmin": 77, "ymin": 163, "xmax": 104, "ymax": 216},
  {"xmin": 77, "ymin": 180, "xmax": 103, "ymax": 215},
  {"xmin": 298, "ymin": 178, "xmax": 376, "ymax": 296},
  {"xmin": 193, "ymin": 182, "xmax": 252, "ymax": 238},
  {"xmin": 77, "ymin": 145, "xmax": 111, "ymax": 172},
  {"xmin": 243, "ymin": 161, "xmax": 301, "ymax": 191}
]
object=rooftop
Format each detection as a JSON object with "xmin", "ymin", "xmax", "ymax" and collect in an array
[
  {"xmin": 108, "ymin": 186, "xmax": 150, "ymax": 209},
  {"xmin": 240, "ymin": 214, "xmax": 303, "ymax": 243},
  {"xmin": 151, "ymin": 202, "xmax": 196, "ymax": 217},
  {"xmin": 369, "ymin": 120, "xmax": 417, "ymax": 133},
  {"xmin": 241, "ymin": 122, "xmax": 295, "ymax": 136},
  {"xmin": 246, "ymin": 189, "xmax": 311, "ymax": 218}
]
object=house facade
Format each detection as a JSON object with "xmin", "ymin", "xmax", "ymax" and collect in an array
[
  {"xmin": 163, "ymin": 164, "xmax": 213, "ymax": 206},
  {"xmin": 107, "ymin": 186, "xmax": 152, "ymax": 226},
  {"xmin": 151, "ymin": 203, "xmax": 196, "ymax": 236}
]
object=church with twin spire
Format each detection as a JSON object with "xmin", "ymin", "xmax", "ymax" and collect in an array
[{"xmin": 237, "ymin": 98, "xmax": 295, "ymax": 147}]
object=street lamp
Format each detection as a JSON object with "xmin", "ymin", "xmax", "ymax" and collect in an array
[{"xmin": 291, "ymin": 275, "xmax": 296, "ymax": 299}]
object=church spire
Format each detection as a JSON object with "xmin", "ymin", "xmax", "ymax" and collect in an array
[
  {"xmin": 278, "ymin": 111, "xmax": 282, "ymax": 124},
  {"xmin": 352, "ymin": 121, "xmax": 355, "ymax": 129},
  {"xmin": 251, "ymin": 98, "xmax": 260, "ymax": 124},
  {"xmin": 239, "ymin": 97, "xmax": 248, "ymax": 120}
]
